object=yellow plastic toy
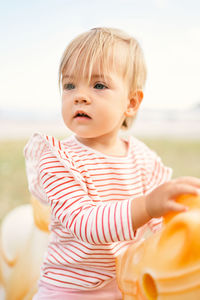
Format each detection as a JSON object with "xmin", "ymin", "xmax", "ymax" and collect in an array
[
  {"xmin": 1, "ymin": 194, "xmax": 200, "ymax": 299},
  {"xmin": 116, "ymin": 194, "xmax": 200, "ymax": 300},
  {"xmin": 0, "ymin": 197, "xmax": 50, "ymax": 300}
]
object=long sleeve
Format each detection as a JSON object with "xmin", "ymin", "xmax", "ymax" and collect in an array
[{"xmin": 39, "ymin": 150, "xmax": 135, "ymax": 244}]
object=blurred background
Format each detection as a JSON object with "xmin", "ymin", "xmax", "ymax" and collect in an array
[{"xmin": 0, "ymin": 0, "xmax": 200, "ymax": 222}]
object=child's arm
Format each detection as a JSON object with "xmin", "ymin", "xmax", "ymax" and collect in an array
[
  {"xmin": 38, "ymin": 151, "xmax": 136, "ymax": 244},
  {"xmin": 131, "ymin": 176, "xmax": 200, "ymax": 230}
]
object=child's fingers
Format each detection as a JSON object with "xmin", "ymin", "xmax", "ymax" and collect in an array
[
  {"xmin": 168, "ymin": 183, "xmax": 199, "ymax": 198},
  {"xmin": 167, "ymin": 201, "xmax": 188, "ymax": 213},
  {"xmin": 173, "ymin": 176, "xmax": 200, "ymax": 188}
]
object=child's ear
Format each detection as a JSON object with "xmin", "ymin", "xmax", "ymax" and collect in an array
[{"xmin": 125, "ymin": 90, "xmax": 143, "ymax": 117}]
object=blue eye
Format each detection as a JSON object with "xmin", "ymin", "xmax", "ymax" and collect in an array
[
  {"xmin": 94, "ymin": 83, "xmax": 107, "ymax": 90},
  {"xmin": 63, "ymin": 83, "xmax": 75, "ymax": 90}
]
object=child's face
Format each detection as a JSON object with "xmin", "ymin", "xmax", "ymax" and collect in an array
[{"xmin": 61, "ymin": 61, "xmax": 136, "ymax": 141}]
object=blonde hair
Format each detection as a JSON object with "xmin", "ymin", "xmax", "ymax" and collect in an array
[{"xmin": 59, "ymin": 27, "xmax": 147, "ymax": 129}]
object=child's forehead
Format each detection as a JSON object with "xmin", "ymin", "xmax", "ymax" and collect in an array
[
  {"xmin": 63, "ymin": 58, "xmax": 113, "ymax": 81},
  {"xmin": 62, "ymin": 45, "xmax": 128, "ymax": 82}
]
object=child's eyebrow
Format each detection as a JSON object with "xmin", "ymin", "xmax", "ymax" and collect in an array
[
  {"xmin": 62, "ymin": 75, "xmax": 73, "ymax": 80},
  {"xmin": 91, "ymin": 74, "xmax": 112, "ymax": 82},
  {"xmin": 62, "ymin": 74, "xmax": 113, "ymax": 82}
]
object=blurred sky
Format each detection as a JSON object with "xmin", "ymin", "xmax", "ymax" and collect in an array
[{"xmin": 1, "ymin": 0, "xmax": 200, "ymax": 113}]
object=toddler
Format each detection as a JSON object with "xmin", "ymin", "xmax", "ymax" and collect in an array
[{"xmin": 24, "ymin": 27, "xmax": 200, "ymax": 300}]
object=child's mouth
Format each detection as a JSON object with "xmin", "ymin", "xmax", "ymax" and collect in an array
[{"xmin": 74, "ymin": 111, "xmax": 91, "ymax": 119}]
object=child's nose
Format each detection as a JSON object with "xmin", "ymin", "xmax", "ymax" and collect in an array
[{"xmin": 74, "ymin": 95, "xmax": 91, "ymax": 105}]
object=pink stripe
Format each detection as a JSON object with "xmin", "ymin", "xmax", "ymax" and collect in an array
[
  {"xmin": 49, "ymin": 184, "xmax": 81, "ymax": 198},
  {"xmin": 47, "ymin": 179, "xmax": 74, "ymax": 193},
  {"xmin": 120, "ymin": 202, "xmax": 126, "ymax": 240},
  {"xmin": 85, "ymin": 208, "xmax": 94, "ymax": 243},
  {"xmin": 48, "ymin": 269, "xmax": 102, "ymax": 281},
  {"xmin": 114, "ymin": 202, "xmax": 120, "ymax": 241},
  {"xmin": 79, "ymin": 214, "xmax": 84, "ymax": 241},
  {"xmin": 95, "ymin": 206, "xmax": 101, "ymax": 243},
  {"xmin": 101, "ymin": 206, "xmax": 108, "ymax": 243},
  {"xmin": 107, "ymin": 206, "xmax": 114, "ymax": 243},
  {"xmin": 126, "ymin": 201, "xmax": 132, "ymax": 239},
  {"xmin": 44, "ymin": 272, "xmax": 94, "ymax": 284},
  {"xmin": 68, "ymin": 208, "xmax": 81, "ymax": 229}
]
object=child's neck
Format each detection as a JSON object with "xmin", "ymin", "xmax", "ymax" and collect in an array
[{"xmin": 76, "ymin": 135, "xmax": 128, "ymax": 157}]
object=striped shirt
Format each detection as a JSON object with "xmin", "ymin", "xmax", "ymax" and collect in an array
[{"xmin": 24, "ymin": 133, "xmax": 172, "ymax": 290}]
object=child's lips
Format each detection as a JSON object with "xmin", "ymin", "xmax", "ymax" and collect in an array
[{"xmin": 74, "ymin": 110, "xmax": 91, "ymax": 119}]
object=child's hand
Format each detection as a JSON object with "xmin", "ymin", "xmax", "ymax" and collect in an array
[{"xmin": 145, "ymin": 177, "xmax": 200, "ymax": 218}]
